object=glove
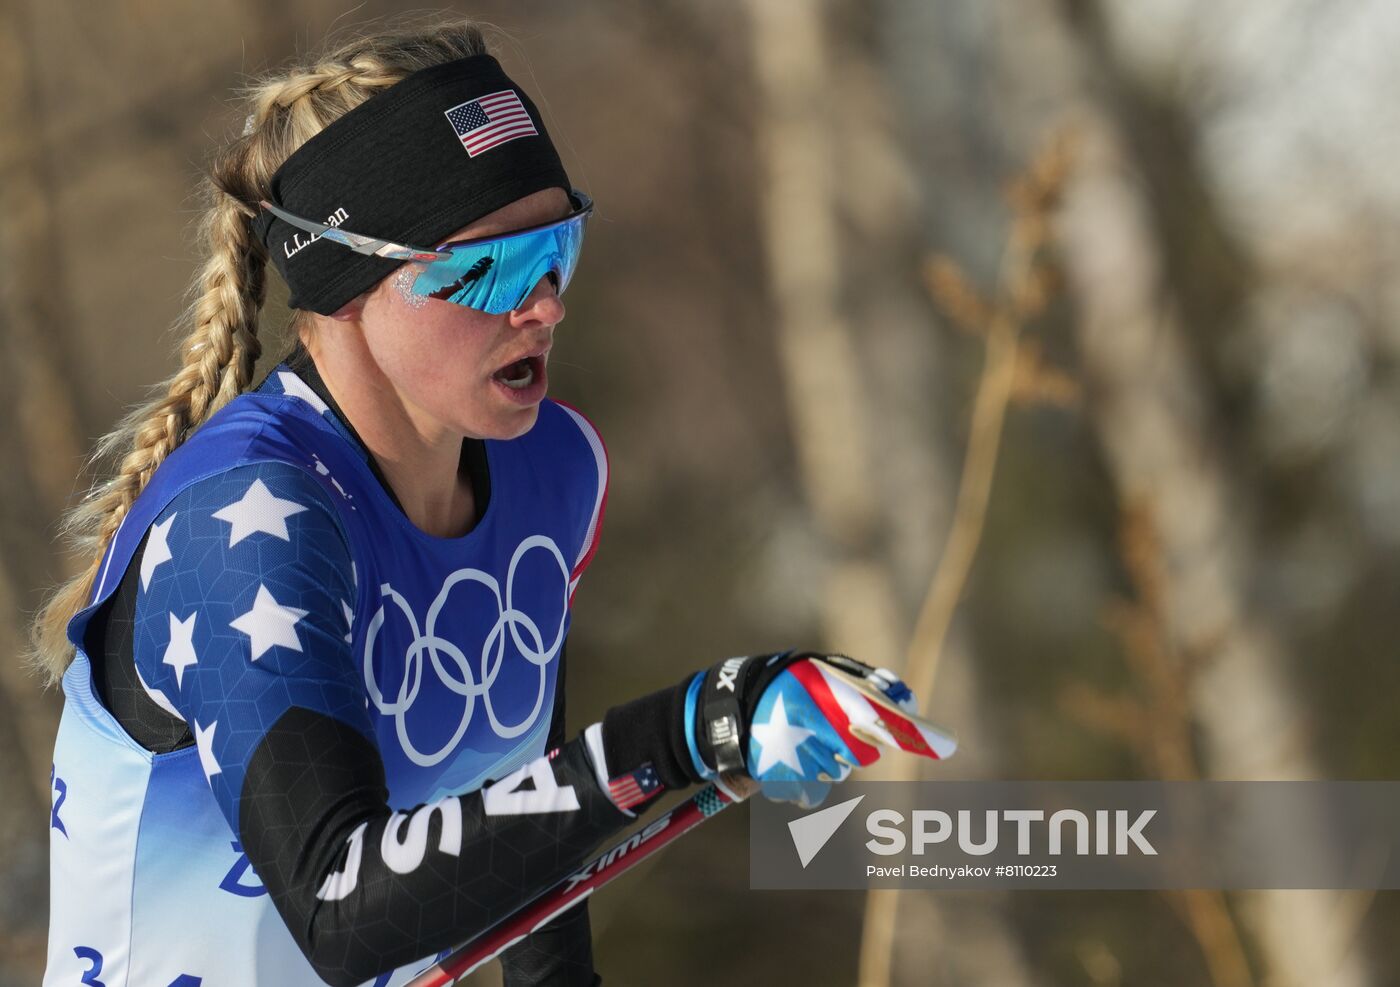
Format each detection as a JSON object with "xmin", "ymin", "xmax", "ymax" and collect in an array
[
  {"xmin": 597, "ymin": 652, "xmax": 950, "ymax": 815},
  {"xmin": 682, "ymin": 651, "xmax": 920, "ymax": 809}
]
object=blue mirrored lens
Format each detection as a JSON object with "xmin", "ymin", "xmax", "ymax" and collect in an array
[{"xmin": 409, "ymin": 211, "xmax": 588, "ymax": 314}]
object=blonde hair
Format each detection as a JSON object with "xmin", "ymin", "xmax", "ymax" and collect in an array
[{"xmin": 28, "ymin": 18, "xmax": 491, "ymax": 682}]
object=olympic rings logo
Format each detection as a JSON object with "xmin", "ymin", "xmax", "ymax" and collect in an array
[{"xmin": 362, "ymin": 535, "xmax": 569, "ymax": 767}]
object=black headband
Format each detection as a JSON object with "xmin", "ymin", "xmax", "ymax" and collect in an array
[{"xmin": 252, "ymin": 54, "xmax": 571, "ymax": 315}]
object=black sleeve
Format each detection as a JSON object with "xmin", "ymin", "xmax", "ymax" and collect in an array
[
  {"xmin": 498, "ymin": 641, "xmax": 604, "ymax": 987},
  {"xmin": 84, "ymin": 529, "xmax": 194, "ymax": 753},
  {"xmin": 242, "ymin": 710, "xmax": 630, "ymax": 987}
]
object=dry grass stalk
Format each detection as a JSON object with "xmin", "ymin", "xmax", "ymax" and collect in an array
[
  {"xmin": 857, "ymin": 128, "xmax": 1075, "ymax": 987},
  {"xmin": 923, "ymin": 256, "xmax": 994, "ymax": 336},
  {"xmin": 1010, "ymin": 339, "xmax": 1081, "ymax": 410},
  {"xmin": 902, "ymin": 128, "xmax": 1074, "ymax": 708},
  {"xmin": 1059, "ymin": 502, "xmax": 1254, "ymax": 987}
]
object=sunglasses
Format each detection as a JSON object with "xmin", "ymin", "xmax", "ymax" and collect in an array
[{"xmin": 259, "ymin": 188, "xmax": 593, "ymax": 314}]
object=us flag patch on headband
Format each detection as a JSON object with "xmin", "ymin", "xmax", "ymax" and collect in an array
[{"xmin": 444, "ymin": 90, "xmax": 539, "ymax": 157}]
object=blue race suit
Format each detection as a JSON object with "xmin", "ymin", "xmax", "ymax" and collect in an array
[{"xmin": 44, "ymin": 346, "xmax": 641, "ymax": 987}]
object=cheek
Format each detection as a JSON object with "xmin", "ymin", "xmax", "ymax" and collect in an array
[{"xmin": 361, "ymin": 290, "xmax": 498, "ymax": 398}]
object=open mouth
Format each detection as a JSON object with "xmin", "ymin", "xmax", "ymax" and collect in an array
[{"xmin": 492, "ymin": 354, "xmax": 541, "ymax": 391}]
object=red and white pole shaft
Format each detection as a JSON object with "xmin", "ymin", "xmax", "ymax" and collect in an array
[{"xmin": 404, "ymin": 781, "xmax": 744, "ymax": 987}]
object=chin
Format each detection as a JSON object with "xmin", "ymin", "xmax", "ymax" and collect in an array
[{"xmin": 472, "ymin": 404, "xmax": 540, "ymax": 441}]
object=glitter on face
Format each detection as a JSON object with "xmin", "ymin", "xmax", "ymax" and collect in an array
[{"xmin": 392, "ymin": 265, "xmax": 429, "ymax": 310}]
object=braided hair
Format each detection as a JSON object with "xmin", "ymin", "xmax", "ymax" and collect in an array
[{"xmin": 29, "ymin": 19, "xmax": 491, "ymax": 682}]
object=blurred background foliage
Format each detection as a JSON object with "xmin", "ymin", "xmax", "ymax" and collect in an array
[{"xmin": 1, "ymin": 1, "xmax": 1397, "ymax": 984}]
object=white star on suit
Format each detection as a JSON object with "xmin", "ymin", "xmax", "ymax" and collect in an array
[
  {"xmin": 278, "ymin": 371, "xmax": 331, "ymax": 415},
  {"xmin": 140, "ymin": 514, "xmax": 177, "ymax": 590},
  {"xmin": 750, "ymin": 693, "xmax": 817, "ymax": 775},
  {"xmin": 162, "ymin": 611, "xmax": 199, "ymax": 688},
  {"xmin": 134, "ymin": 665, "xmax": 184, "ymax": 722},
  {"xmin": 194, "ymin": 719, "xmax": 221, "ymax": 780},
  {"xmin": 230, "ymin": 584, "xmax": 308, "ymax": 661},
  {"xmin": 211, "ymin": 479, "xmax": 309, "ymax": 548},
  {"xmin": 342, "ymin": 600, "xmax": 354, "ymax": 644}
]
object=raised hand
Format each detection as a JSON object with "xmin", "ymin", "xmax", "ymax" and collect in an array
[{"xmin": 684, "ymin": 651, "xmax": 957, "ymax": 809}]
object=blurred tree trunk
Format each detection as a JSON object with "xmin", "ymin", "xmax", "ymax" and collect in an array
[
  {"xmin": 0, "ymin": 0, "xmax": 79, "ymax": 842},
  {"xmin": 0, "ymin": 1, "xmax": 90, "ymax": 519},
  {"xmin": 744, "ymin": 2, "xmax": 1039, "ymax": 984},
  {"xmin": 0, "ymin": 0, "xmax": 88, "ymax": 751},
  {"xmin": 0, "ymin": 3, "xmax": 89, "ymax": 980},
  {"xmin": 1056, "ymin": 97, "xmax": 1376, "ymax": 987},
  {"xmin": 844, "ymin": 3, "xmax": 1046, "ymax": 984},
  {"xmin": 741, "ymin": 0, "xmax": 902, "ymax": 669}
]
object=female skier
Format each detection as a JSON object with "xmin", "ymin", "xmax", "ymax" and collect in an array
[{"xmin": 30, "ymin": 19, "xmax": 921, "ymax": 987}]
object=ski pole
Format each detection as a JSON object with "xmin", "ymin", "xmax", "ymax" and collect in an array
[
  {"xmin": 404, "ymin": 779, "xmax": 747, "ymax": 987},
  {"xmin": 406, "ymin": 661, "xmax": 957, "ymax": 986}
]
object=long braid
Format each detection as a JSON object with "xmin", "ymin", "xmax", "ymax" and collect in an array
[
  {"xmin": 26, "ymin": 177, "xmax": 268, "ymax": 684},
  {"xmin": 28, "ymin": 18, "xmax": 490, "ymax": 682},
  {"xmin": 115, "ymin": 189, "xmax": 266, "ymax": 518}
]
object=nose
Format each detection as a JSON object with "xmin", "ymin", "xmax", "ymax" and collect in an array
[{"xmin": 510, "ymin": 273, "xmax": 566, "ymax": 327}]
